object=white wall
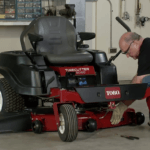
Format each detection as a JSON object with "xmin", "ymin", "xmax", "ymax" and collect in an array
[
  {"xmin": 85, "ymin": 2, "xmax": 96, "ymax": 49},
  {"xmin": 90, "ymin": 0, "xmax": 150, "ymax": 80},
  {"xmin": 0, "ymin": 26, "xmax": 24, "ymax": 51},
  {"xmin": 1, "ymin": 0, "xmax": 150, "ymax": 80}
]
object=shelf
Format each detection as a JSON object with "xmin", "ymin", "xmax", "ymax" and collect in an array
[
  {"xmin": 0, "ymin": 21, "xmax": 31, "ymax": 26},
  {"xmin": 0, "ymin": 0, "xmax": 42, "ymax": 21}
]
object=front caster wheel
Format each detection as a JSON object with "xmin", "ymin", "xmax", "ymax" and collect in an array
[
  {"xmin": 58, "ymin": 104, "xmax": 78, "ymax": 142},
  {"xmin": 32, "ymin": 120, "xmax": 43, "ymax": 134},
  {"xmin": 85, "ymin": 119, "xmax": 97, "ymax": 132},
  {"xmin": 136, "ymin": 112, "xmax": 145, "ymax": 125}
]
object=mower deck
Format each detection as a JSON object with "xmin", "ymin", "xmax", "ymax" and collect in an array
[{"xmin": 0, "ymin": 107, "xmax": 139, "ymax": 133}]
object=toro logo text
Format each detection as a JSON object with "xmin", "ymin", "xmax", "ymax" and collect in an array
[{"xmin": 105, "ymin": 87, "xmax": 121, "ymax": 99}]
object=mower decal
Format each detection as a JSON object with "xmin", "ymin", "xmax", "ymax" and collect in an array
[
  {"xmin": 105, "ymin": 87, "xmax": 121, "ymax": 99},
  {"xmin": 50, "ymin": 66, "xmax": 96, "ymax": 76},
  {"xmin": 65, "ymin": 68, "xmax": 89, "ymax": 74}
]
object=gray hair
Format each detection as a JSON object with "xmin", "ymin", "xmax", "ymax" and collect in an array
[{"xmin": 124, "ymin": 32, "xmax": 142, "ymax": 43}]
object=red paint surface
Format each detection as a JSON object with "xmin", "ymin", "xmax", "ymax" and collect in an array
[
  {"xmin": 108, "ymin": 101, "xmax": 116, "ymax": 109},
  {"xmin": 50, "ymin": 88, "xmax": 85, "ymax": 104},
  {"xmin": 31, "ymin": 113, "xmax": 57, "ymax": 131},
  {"xmin": 143, "ymin": 87, "xmax": 150, "ymax": 98},
  {"xmin": 50, "ymin": 66, "xmax": 96, "ymax": 76},
  {"xmin": 30, "ymin": 108, "xmax": 136, "ymax": 132},
  {"xmin": 146, "ymin": 97, "xmax": 150, "ymax": 112}
]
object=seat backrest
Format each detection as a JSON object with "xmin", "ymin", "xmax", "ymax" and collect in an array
[{"xmin": 33, "ymin": 16, "xmax": 77, "ymax": 54}]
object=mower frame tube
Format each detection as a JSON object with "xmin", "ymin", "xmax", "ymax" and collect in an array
[
  {"xmin": 53, "ymin": 102, "xmax": 75, "ymax": 127},
  {"xmin": 50, "ymin": 88, "xmax": 85, "ymax": 104},
  {"xmin": 51, "ymin": 88, "xmax": 85, "ymax": 127}
]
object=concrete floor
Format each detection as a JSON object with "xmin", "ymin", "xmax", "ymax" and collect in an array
[{"xmin": 0, "ymin": 81, "xmax": 150, "ymax": 150}]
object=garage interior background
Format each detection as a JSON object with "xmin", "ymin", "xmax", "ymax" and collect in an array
[{"xmin": 0, "ymin": 0, "xmax": 150, "ymax": 80}]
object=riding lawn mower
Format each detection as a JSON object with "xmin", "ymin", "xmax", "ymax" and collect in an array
[{"xmin": 0, "ymin": 16, "xmax": 150, "ymax": 142}]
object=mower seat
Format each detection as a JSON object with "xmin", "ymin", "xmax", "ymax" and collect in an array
[
  {"xmin": 31, "ymin": 16, "xmax": 93, "ymax": 65},
  {"xmin": 43, "ymin": 51, "xmax": 92, "ymax": 65}
]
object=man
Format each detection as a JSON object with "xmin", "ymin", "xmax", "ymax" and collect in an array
[{"xmin": 111, "ymin": 32, "xmax": 150, "ymax": 125}]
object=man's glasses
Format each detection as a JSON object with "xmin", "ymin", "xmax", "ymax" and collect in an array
[{"xmin": 122, "ymin": 41, "xmax": 134, "ymax": 54}]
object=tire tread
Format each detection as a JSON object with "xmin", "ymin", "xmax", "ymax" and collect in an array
[
  {"xmin": 58, "ymin": 104, "xmax": 78, "ymax": 142},
  {"xmin": 0, "ymin": 78, "xmax": 24, "ymax": 112}
]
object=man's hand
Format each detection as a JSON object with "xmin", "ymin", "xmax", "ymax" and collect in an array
[{"xmin": 110, "ymin": 102, "xmax": 128, "ymax": 125}]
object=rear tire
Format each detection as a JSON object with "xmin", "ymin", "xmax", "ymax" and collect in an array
[
  {"xmin": 58, "ymin": 104, "xmax": 78, "ymax": 142},
  {"xmin": 0, "ymin": 78, "xmax": 25, "ymax": 112}
]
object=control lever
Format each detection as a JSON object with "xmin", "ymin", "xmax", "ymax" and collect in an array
[
  {"xmin": 107, "ymin": 17, "xmax": 131, "ymax": 64},
  {"xmin": 107, "ymin": 50, "xmax": 122, "ymax": 65}
]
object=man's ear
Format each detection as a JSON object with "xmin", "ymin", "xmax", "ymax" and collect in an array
[{"xmin": 133, "ymin": 41, "xmax": 139, "ymax": 49}]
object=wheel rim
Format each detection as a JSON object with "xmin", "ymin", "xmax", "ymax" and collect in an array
[
  {"xmin": 59, "ymin": 113, "xmax": 65, "ymax": 134},
  {"xmin": 0, "ymin": 91, "xmax": 3, "ymax": 111}
]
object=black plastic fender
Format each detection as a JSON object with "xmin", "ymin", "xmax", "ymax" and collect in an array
[{"xmin": 0, "ymin": 51, "xmax": 58, "ymax": 96}]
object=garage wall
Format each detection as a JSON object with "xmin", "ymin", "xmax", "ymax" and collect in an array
[
  {"xmin": 93, "ymin": 0, "xmax": 150, "ymax": 80},
  {"xmin": 85, "ymin": 2, "xmax": 96, "ymax": 49},
  {"xmin": 0, "ymin": 0, "xmax": 150, "ymax": 80},
  {"xmin": 0, "ymin": 26, "xmax": 24, "ymax": 51}
]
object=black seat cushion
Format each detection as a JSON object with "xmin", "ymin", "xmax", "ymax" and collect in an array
[
  {"xmin": 43, "ymin": 51, "xmax": 93, "ymax": 65},
  {"xmin": 31, "ymin": 16, "xmax": 93, "ymax": 65}
]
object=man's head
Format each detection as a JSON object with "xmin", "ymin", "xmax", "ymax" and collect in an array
[{"xmin": 119, "ymin": 32, "xmax": 144, "ymax": 60}]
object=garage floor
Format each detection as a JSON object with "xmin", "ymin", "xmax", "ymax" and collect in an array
[{"xmin": 0, "ymin": 81, "xmax": 150, "ymax": 150}]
